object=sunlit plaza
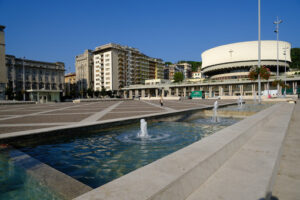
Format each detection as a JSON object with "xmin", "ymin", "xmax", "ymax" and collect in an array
[{"xmin": 1, "ymin": 0, "xmax": 300, "ymax": 200}]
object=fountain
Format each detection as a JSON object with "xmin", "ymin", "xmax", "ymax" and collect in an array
[
  {"xmin": 212, "ymin": 101, "xmax": 220, "ymax": 123},
  {"xmin": 237, "ymin": 96, "xmax": 243, "ymax": 109},
  {"xmin": 14, "ymin": 112, "xmax": 242, "ymax": 189},
  {"xmin": 137, "ymin": 119, "xmax": 149, "ymax": 138}
]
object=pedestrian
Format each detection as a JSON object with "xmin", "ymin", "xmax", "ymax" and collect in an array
[{"xmin": 160, "ymin": 96, "xmax": 164, "ymax": 106}]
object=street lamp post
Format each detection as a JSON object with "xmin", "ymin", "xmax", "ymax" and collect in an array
[
  {"xmin": 22, "ymin": 57, "xmax": 25, "ymax": 101},
  {"xmin": 258, "ymin": 0, "xmax": 262, "ymax": 103},
  {"xmin": 81, "ymin": 66, "xmax": 84, "ymax": 99},
  {"xmin": 274, "ymin": 16, "xmax": 282, "ymax": 96},
  {"xmin": 283, "ymin": 46, "xmax": 288, "ymax": 97}
]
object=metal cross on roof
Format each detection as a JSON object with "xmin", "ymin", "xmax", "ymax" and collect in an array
[{"xmin": 229, "ymin": 49, "xmax": 233, "ymax": 57}]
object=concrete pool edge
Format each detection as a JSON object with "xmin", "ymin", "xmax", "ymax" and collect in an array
[
  {"xmin": 0, "ymin": 102, "xmax": 237, "ymax": 142},
  {"xmin": 73, "ymin": 103, "xmax": 294, "ymax": 200},
  {"xmin": 0, "ymin": 146, "xmax": 92, "ymax": 199}
]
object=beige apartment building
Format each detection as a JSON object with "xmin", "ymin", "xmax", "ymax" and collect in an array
[
  {"xmin": 93, "ymin": 43, "xmax": 163, "ymax": 91},
  {"xmin": 168, "ymin": 63, "xmax": 192, "ymax": 81},
  {"xmin": 5, "ymin": 55, "xmax": 65, "ymax": 102},
  {"xmin": 0, "ymin": 25, "xmax": 7, "ymax": 100},
  {"xmin": 64, "ymin": 72, "xmax": 76, "ymax": 97},
  {"xmin": 75, "ymin": 49, "xmax": 94, "ymax": 92}
]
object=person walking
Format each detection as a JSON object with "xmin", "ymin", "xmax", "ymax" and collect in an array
[{"xmin": 160, "ymin": 96, "xmax": 164, "ymax": 106}]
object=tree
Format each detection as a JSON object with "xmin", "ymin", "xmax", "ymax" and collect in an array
[
  {"xmin": 290, "ymin": 48, "xmax": 300, "ymax": 69},
  {"xmin": 248, "ymin": 66, "xmax": 270, "ymax": 80},
  {"xmin": 80, "ymin": 89, "xmax": 87, "ymax": 98},
  {"xmin": 16, "ymin": 91, "xmax": 23, "ymax": 100},
  {"xmin": 87, "ymin": 87, "xmax": 94, "ymax": 98},
  {"xmin": 107, "ymin": 90, "xmax": 113, "ymax": 98},
  {"xmin": 100, "ymin": 87, "xmax": 107, "ymax": 97},
  {"xmin": 174, "ymin": 72, "xmax": 184, "ymax": 82},
  {"xmin": 70, "ymin": 84, "xmax": 77, "ymax": 98},
  {"xmin": 94, "ymin": 90, "xmax": 100, "ymax": 98},
  {"xmin": 5, "ymin": 81, "xmax": 14, "ymax": 100},
  {"xmin": 165, "ymin": 61, "xmax": 173, "ymax": 66}
]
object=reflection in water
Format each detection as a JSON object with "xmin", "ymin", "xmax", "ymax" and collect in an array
[{"xmin": 0, "ymin": 153, "xmax": 62, "ymax": 200}]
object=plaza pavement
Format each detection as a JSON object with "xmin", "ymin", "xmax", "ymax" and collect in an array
[
  {"xmin": 0, "ymin": 99, "xmax": 236, "ymax": 135},
  {"xmin": 273, "ymin": 100, "xmax": 300, "ymax": 200}
]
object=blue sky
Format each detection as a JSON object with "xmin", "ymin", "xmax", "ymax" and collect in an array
[{"xmin": 1, "ymin": 0, "xmax": 299, "ymax": 73}]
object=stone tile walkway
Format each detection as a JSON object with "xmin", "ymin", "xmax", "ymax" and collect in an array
[
  {"xmin": 0, "ymin": 99, "xmax": 236, "ymax": 135},
  {"xmin": 273, "ymin": 100, "xmax": 300, "ymax": 200}
]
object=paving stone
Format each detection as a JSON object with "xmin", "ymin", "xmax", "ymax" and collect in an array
[
  {"xmin": 0, "ymin": 126, "xmax": 55, "ymax": 134},
  {"xmin": 0, "ymin": 114, "xmax": 91, "ymax": 124}
]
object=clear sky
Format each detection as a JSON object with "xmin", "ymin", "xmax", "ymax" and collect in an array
[{"xmin": 1, "ymin": 0, "xmax": 299, "ymax": 73}]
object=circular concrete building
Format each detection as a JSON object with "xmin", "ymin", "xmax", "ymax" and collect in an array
[{"xmin": 201, "ymin": 40, "xmax": 291, "ymax": 80}]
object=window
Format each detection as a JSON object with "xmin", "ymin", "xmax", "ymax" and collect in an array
[
  {"xmin": 105, "ymin": 54, "xmax": 109, "ymax": 57},
  {"xmin": 105, "ymin": 72, "xmax": 110, "ymax": 75},
  {"xmin": 105, "ymin": 59, "xmax": 110, "ymax": 62},
  {"xmin": 105, "ymin": 63, "xmax": 110, "ymax": 66},
  {"xmin": 105, "ymin": 68, "xmax": 110, "ymax": 71},
  {"xmin": 106, "ymin": 77, "xmax": 110, "ymax": 80}
]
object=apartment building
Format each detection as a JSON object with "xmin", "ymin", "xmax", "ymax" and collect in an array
[
  {"xmin": 75, "ymin": 49, "xmax": 94, "ymax": 92},
  {"xmin": 5, "ymin": 55, "xmax": 65, "ymax": 102},
  {"xmin": 192, "ymin": 71, "xmax": 202, "ymax": 79},
  {"xmin": 168, "ymin": 63, "xmax": 192, "ymax": 81},
  {"xmin": 0, "ymin": 25, "xmax": 6, "ymax": 100},
  {"xmin": 93, "ymin": 43, "xmax": 163, "ymax": 91},
  {"xmin": 64, "ymin": 72, "xmax": 76, "ymax": 97}
]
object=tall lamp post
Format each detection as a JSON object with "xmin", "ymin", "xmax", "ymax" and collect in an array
[
  {"xmin": 283, "ymin": 46, "xmax": 288, "ymax": 97},
  {"xmin": 274, "ymin": 16, "xmax": 282, "ymax": 96},
  {"xmin": 81, "ymin": 65, "xmax": 84, "ymax": 99},
  {"xmin": 22, "ymin": 57, "xmax": 26, "ymax": 101},
  {"xmin": 258, "ymin": 0, "xmax": 261, "ymax": 103}
]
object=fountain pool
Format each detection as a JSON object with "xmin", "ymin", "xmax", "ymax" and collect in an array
[
  {"xmin": 0, "ymin": 151, "xmax": 62, "ymax": 200},
  {"xmin": 12, "ymin": 116, "xmax": 240, "ymax": 189}
]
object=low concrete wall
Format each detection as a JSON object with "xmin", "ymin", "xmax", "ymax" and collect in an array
[
  {"xmin": 74, "ymin": 103, "xmax": 292, "ymax": 200},
  {"xmin": 141, "ymin": 96, "xmax": 180, "ymax": 100},
  {"xmin": 221, "ymin": 95, "xmax": 297, "ymax": 101},
  {"xmin": 73, "ymin": 98, "xmax": 130, "ymax": 103},
  {"xmin": 202, "ymin": 109, "xmax": 256, "ymax": 118},
  {"xmin": 0, "ymin": 100, "xmax": 36, "ymax": 105}
]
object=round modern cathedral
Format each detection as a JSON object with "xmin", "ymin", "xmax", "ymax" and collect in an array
[{"xmin": 201, "ymin": 40, "xmax": 291, "ymax": 80}]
